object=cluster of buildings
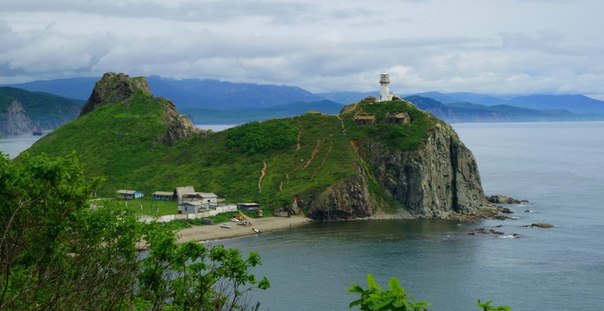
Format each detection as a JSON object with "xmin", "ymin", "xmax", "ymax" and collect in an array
[{"xmin": 116, "ymin": 186, "xmax": 260, "ymax": 216}]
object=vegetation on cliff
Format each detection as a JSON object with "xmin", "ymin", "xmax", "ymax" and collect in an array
[{"xmin": 23, "ymin": 73, "xmax": 487, "ymax": 220}]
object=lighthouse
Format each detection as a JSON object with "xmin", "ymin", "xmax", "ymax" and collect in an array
[{"xmin": 379, "ymin": 73, "xmax": 394, "ymax": 102}]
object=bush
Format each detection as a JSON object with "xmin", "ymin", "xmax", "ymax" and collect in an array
[{"xmin": 226, "ymin": 120, "xmax": 297, "ymax": 154}]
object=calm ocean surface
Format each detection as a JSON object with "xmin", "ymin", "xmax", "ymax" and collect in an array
[
  {"xmin": 214, "ymin": 122, "xmax": 604, "ymax": 311},
  {"xmin": 2, "ymin": 122, "xmax": 603, "ymax": 310}
]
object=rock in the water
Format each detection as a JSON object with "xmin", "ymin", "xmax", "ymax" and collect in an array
[
  {"xmin": 486, "ymin": 194, "xmax": 528, "ymax": 204},
  {"xmin": 531, "ymin": 223, "xmax": 554, "ymax": 229},
  {"xmin": 498, "ymin": 206, "xmax": 514, "ymax": 214}
]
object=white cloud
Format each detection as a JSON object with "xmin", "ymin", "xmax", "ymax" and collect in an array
[{"xmin": 0, "ymin": 0, "xmax": 603, "ymax": 98}]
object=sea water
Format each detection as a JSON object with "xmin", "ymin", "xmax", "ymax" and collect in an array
[
  {"xmin": 2, "ymin": 122, "xmax": 603, "ymax": 310},
  {"xmin": 216, "ymin": 122, "xmax": 604, "ymax": 311}
]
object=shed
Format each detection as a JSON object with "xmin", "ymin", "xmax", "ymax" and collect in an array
[
  {"xmin": 384, "ymin": 112, "xmax": 411, "ymax": 124},
  {"xmin": 152, "ymin": 191, "xmax": 175, "ymax": 201},
  {"xmin": 175, "ymin": 186, "xmax": 196, "ymax": 203},
  {"xmin": 116, "ymin": 190, "xmax": 143, "ymax": 200},
  {"xmin": 237, "ymin": 203, "xmax": 261, "ymax": 211},
  {"xmin": 354, "ymin": 115, "xmax": 375, "ymax": 126}
]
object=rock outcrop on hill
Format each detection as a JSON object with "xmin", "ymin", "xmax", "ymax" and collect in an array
[
  {"xmin": 159, "ymin": 99, "xmax": 199, "ymax": 146},
  {"xmin": 0, "ymin": 100, "xmax": 33, "ymax": 135},
  {"xmin": 80, "ymin": 72, "xmax": 152, "ymax": 116},
  {"xmin": 79, "ymin": 72, "xmax": 198, "ymax": 145}
]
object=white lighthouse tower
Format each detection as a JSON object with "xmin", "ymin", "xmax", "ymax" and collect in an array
[{"xmin": 379, "ymin": 73, "xmax": 394, "ymax": 102}]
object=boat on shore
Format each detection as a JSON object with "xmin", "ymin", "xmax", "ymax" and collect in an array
[{"xmin": 220, "ymin": 223, "xmax": 231, "ymax": 229}]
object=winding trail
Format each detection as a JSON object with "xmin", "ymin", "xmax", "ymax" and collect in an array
[
  {"xmin": 303, "ymin": 140, "xmax": 322, "ymax": 169},
  {"xmin": 258, "ymin": 161, "xmax": 267, "ymax": 193}
]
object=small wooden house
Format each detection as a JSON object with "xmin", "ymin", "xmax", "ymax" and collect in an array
[
  {"xmin": 116, "ymin": 190, "xmax": 143, "ymax": 200},
  {"xmin": 152, "ymin": 191, "xmax": 175, "ymax": 201},
  {"xmin": 354, "ymin": 115, "xmax": 375, "ymax": 126},
  {"xmin": 384, "ymin": 112, "xmax": 411, "ymax": 124}
]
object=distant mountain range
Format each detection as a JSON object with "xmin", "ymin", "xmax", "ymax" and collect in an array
[{"xmin": 5, "ymin": 76, "xmax": 604, "ymax": 124}]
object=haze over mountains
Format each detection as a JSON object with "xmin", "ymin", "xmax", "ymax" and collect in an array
[{"xmin": 4, "ymin": 76, "xmax": 604, "ymax": 126}]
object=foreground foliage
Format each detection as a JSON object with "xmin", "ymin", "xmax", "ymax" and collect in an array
[
  {"xmin": 349, "ymin": 274, "xmax": 510, "ymax": 311},
  {"xmin": 0, "ymin": 153, "xmax": 269, "ymax": 310}
]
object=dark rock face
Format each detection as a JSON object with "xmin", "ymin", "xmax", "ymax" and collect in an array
[
  {"xmin": 302, "ymin": 172, "xmax": 373, "ymax": 221},
  {"xmin": 158, "ymin": 99, "xmax": 199, "ymax": 146},
  {"xmin": 301, "ymin": 122, "xmax": 489, "ymax": 220},
  {"xmin": 79, "ymin": 72, "xmax": 152, "ymax": 116},
  {"xmin": 368, "ymin": 123, "xmax": 488, "ymax": 218},
  {"xmin": 0, "ymin": 100, "xmax": 33, "ymax": 135}
]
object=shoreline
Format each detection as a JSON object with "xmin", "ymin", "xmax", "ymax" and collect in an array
[{"xmin": 177, "ymin": 215, "xmax": 313, "ymax": 243}]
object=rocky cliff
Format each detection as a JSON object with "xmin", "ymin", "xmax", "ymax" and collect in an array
[
  {"xmin": 297, "ymin": 99, "xmax": 490, "ymax": 220},
  {"xmin": 0, "ymin": 100, "xmax": 33, "ymax": 135},
  {"xmin": 367, "ymin": 123, "xmax": 488, "ymax": 218},
  {"xmin": 0, "ymin": 87, "xmax": 83, "ymax": 136}
]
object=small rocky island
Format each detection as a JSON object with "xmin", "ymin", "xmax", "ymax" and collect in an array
[{"xmin": 25, "ymin": 72, "xmax": 497, "ymax": 222}]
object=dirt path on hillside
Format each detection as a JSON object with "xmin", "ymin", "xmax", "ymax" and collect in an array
[
  {"xmin": 303, "ymin": 140, "xmax": 322, "ymax": 169},
  {"xmin": 258, "ymin": 161, "xmax": 267, "ymax": 193}
]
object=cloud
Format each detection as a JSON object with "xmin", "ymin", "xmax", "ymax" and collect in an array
[{"xmin": 0, "ymin": 0, "xmax": 603, "ymax": 99}]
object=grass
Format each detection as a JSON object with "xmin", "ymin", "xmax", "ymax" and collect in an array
[{"xmin": 24, "ymin": 94, "xmax": 441, "ymax": 214}]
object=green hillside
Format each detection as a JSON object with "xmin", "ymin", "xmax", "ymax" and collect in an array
[
  {"xmin": 25, "ymin": 89, "xmax": 441, "ymax": 210},
  {"xmin": 0, "ymin": 87, "xmax": 84, "ymax": 129}
]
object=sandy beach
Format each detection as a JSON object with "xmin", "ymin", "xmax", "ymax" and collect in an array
[{"xmin": 177, "ymin": 216, "xmax": 313, "ymax": 243}]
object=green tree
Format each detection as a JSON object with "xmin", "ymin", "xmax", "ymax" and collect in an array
[
  {"xmin": 349, "ymin": 274, "xmax": 511, "ymax": 311},
  {"xmin": 0, "ymin": 153, "xmax": 269, "ymax": 310},
  {"xmin": 348, "ymin": 274, "xmax": 430, "ymax": 311},
  {"xmin": 137, "ymin": 223, "xmax": 270, "ymax": 311}
]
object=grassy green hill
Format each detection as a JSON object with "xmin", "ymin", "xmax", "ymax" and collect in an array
[{"xmin": 25, "ymin": 87, "xmax": 441, "ymax": 211}]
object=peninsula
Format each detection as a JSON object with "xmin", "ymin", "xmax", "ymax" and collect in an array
[{"xmin": 24, "ymin": 72, "xmax": 492, "ymax": 222}]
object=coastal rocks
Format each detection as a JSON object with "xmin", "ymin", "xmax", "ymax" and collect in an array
[
  {"xmin": 469, "ymin": 227, "xmax": 521, "ymax": 239},
  {"xmin": 486, "ymin": 194, "xmax": 528, "ymax": 204},
  {"xmin": 368, "ymin": 123, "xmax": 489, "ymax": 218},
  {"xmin": 0, "ymin": 100, "xmax": 33, "ymax": 135},
  {"xmin": 301, "ymin": 173, "xmax": 373, "ymax": 221},
  {"xmin": 526, "ymin": 223, "xmax": 554, "ymax": 229},
  {"xmin": 79, "ymin": 72, "xmax": 152, "ymax": 116}
]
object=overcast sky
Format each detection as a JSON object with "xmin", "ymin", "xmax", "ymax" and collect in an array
[{"xmin": 1, "ymin": 0, "xmax": 603, "ymax": 98}]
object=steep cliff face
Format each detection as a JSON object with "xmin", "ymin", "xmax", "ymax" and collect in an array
[
  {"xmin": 0, "ymin": 100, "xmax": 33, "ymax": 135},
  {"xmin": 367, "ymin": 123, "xmax": 488, "ymax": 218},
  {"xmin": 158, "ymin": 99, "xmax": 199, "ymax": 146},
  {"xmin": 299, "ymin": 171, "xmax": 374, "ymax": 221},
  {"xmin": 298, "ymin": 98, "xmax": 489, "ymax": 220}
]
